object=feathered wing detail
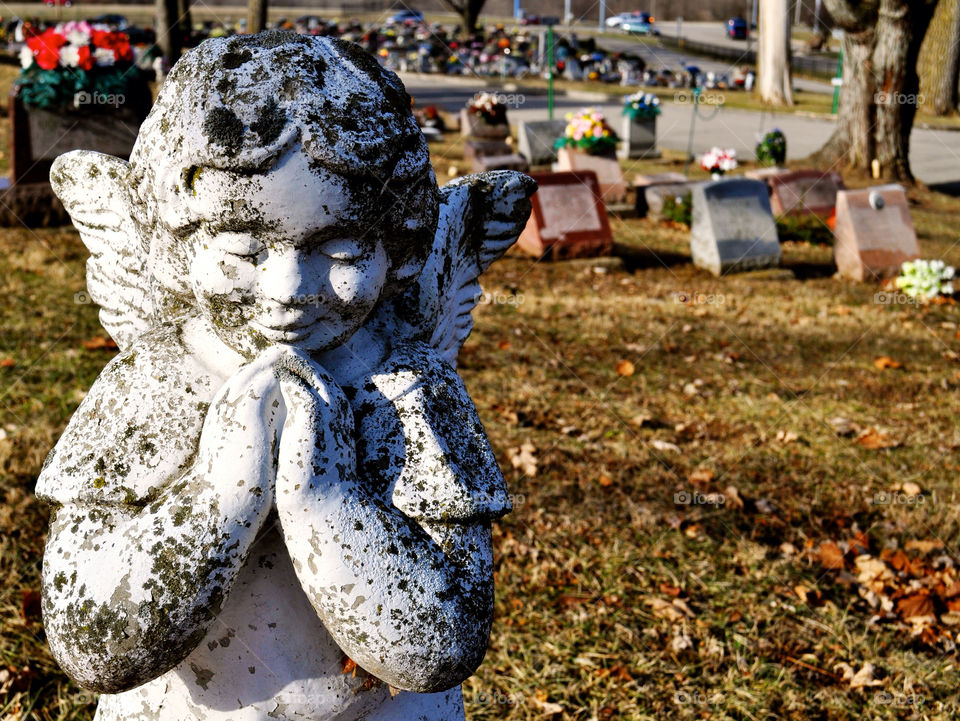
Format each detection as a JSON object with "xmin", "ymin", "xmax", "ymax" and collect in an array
[
  {"xmin": 380, "ymin": 170, "xmax": 536, "ymax": 366},
  {"xmin": 50, "ymin": 150, "xmax": 151, "ymax": 351}
]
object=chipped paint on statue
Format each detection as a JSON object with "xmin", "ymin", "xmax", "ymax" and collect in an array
[{"xmin": 38, "ymin": 32, "xmax": 535, "ymax": 720}]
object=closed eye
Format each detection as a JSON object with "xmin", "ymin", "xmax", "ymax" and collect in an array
[{"xmin": 318, "ymin": 238, "xmax": 366, "ymax": 262}]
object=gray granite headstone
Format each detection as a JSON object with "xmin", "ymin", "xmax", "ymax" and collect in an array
[
  {"xmin": 690, "ymin": 179, "xmax": 781, "ymax": 276},
  {"xmin": 618, "ymin": 116, "xmax": 660, "ymax": 160},
  {"xmin": 644, "ymin": 182, "xmax": 701, "ymax": 220},
  {"xmin": 517, "ymin": 120, "xmax": 567, "ymax": 166}
]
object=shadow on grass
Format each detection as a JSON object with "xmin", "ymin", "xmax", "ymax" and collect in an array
[
  {"xmin": 782, "ymin": 258, "xmax": 837, "ymax": 280},
  {"xmin": 612, "ymin": 242, "xmax": 690, "ymax": 271}
]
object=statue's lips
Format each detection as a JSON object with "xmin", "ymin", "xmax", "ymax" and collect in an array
[{"xmin": 250, "ymin": 318, "xmax": 324, "ymax": 341}]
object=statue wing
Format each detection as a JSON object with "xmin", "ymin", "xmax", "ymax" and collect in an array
[
  {"xmin": 50, "ymin": 150, "xmax": 152, "ymax": 351},
  {"xmin": 382, "ymin": 170, "xmax": 536, "ymax": 366}
]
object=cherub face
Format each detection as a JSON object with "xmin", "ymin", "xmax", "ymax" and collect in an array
[{"xmin": 179, "ymin": 149, "xmax": 390, "ymax": 357}]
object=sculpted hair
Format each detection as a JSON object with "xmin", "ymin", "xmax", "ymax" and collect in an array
[{"xmin": 128, "ymin": 32, "xmax": 439, "ymax": 318}]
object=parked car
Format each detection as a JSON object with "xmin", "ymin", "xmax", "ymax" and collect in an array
[
  {"xmin": 386, "ymin": 9, "xmax": 424, "ymax": 25},
  {"xmin": 44, "ymin": 0, "xmax": 73, "ymax": 6},
  {"xmin": 89, "ymin": 14, "xmax": 128, "ymax": 30},
  {"xmin": 605, "ymin": 12, "xmax": 637, "ymax": 28},
  {"xmin": 726, "ymin": 16, "xmax": 748, "ymax": 39},
  {"xmin": 621, "ymin": 12, "xmax": 656, "ymax": 35}
]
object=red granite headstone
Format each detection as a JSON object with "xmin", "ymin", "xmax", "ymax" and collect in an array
[
  {"xmin": 517, "ymin": 171, "xmax": 614, "ymax": 260},
  {"xmin": 833, "ymin": 185, "xmax": 919, "ymax": 281}
]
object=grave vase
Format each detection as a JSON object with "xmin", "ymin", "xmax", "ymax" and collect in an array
[{"xmin": 617, "ymin": 114, "xmax": 660, "ymax": 160}]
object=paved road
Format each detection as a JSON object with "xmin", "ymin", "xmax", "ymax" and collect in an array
[{"xmin": 401, "ymin": 75, "xmax": 960, "ymax": 187}]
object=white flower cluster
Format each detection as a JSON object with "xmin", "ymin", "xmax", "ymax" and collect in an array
[
  {"xmin": 895, "ymin": 259, "xmax": 956, "ymax": 300},
  {"xmin": 625, "ymin": 91, "xmax": 659, "ymax": 109},
  {"xmin": 700, "ymin": 147, "xmax": 738, "ymax": 173},
  {"xmin": 468, "ymin": 91, "xmax": 505, "ymax": 114}
]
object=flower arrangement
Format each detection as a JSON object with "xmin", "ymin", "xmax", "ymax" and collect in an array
[
  {"xmin": 466, "ymin": 92, "xmax": 507, "ymax": 125},
  {"xmin": 895, "ymin": 259, "xmax": 956, "ymax": 301},
  {"xmin": 623, "ymin": 91, "xmax": 661, "ymax": 121},
  {"xmin": 756, "ymin": 129, "xmax": 787, "ymax": 166},
  {"xmin": 16, "ymin": 22, "xmax": 144, "ymax": 112},
  {"xmin": 700, "ymin": 147, "xmax": 737, "ymax": 177},
  {"xmin": 554, "ymin": 108, "xmax": 618, "ymax": 156}
]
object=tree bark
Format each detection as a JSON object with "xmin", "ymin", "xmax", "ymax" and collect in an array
[
  {"xmin": 177, "ymin": 0, "xmax": 192, "ymax": 48},
  {"xmin": 873, "ymin": 0, "xmax": 936, "ymax": 181},
  {"xmin": 811, "ymin": 0, "xmax": 938, "ymax": 183},
  {"xmin": 758, "ymin": 0, "xmax": 794, "ymax": 105},
  {"xmin": 156, "ymin": 0, "xmax": 183, "ymax": 68},
  {"xmin": 438, "ymin": 0, "xmax": 486, "ymax": 33},
  {"xmin": 918, "ymin": 0, "xmax": 960, "ymax": 115},
  {"xmin": 247, "ymin": 0, "xmax": 268, "ymax": 34}
]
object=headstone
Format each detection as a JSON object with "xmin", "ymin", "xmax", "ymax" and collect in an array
[
  {"xmin": 634, "ymin": 172, "xmax": 688, "ymax": 217},
  {"xmin": 618, "ymin": 116, "xmax": 661, "ymax": 160},
  {"xmin": 471, "ymin": 153, "xmax": 530, "ymax": 173},
  {"xmin": 463, "ymin": 139, "xmax": 513, "ymax": 164},
  {"xmin": 555, "ymin": 147, "xmax": 627, "ymax": 204},
  {"xmin": 833, "ymin": 184, "xmax": 919, "ymax": 281},
  {"xmin": 517, "ymin": 171, "xmax": 614, "ymax": 260},
  {"xmin": 766, "ymin": 169, "xmax": 844, "ymax": 218},
  {"xmin": 517, "ymin": 119, "xmax": 567, "ymax": 166},
  {"xmin": 644, "ymin": 181, "xmax": 702, "ymax": 220},
  {"xmin": 690, "ymin": 178, "xmax": 781, "ymax": 276},
  {"xmin": 744, "ymin": 166, "xmax": 789, "ymax": 181},
  {"xmin": 460, "ymin": 108, "xmax": 509, "ymax": 139},
  {"xmin": 38, "ymin": 33, "xmax": 534, "ymax": 721}
]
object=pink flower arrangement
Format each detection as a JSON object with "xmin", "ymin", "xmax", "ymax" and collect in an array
[
  {"xmin": 700, "ymin": 147, "xmax": 738, "ymax": 176},
  {"xmin": 555, "ymin": 108, "xmax": 618, "ymax": 155}
]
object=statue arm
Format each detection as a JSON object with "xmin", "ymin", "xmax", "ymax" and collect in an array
[
  {"xmin": 40, "ymin": 351, "xmax": 284, "ymax": 693},
  {"xmin": 274, "ymin": 352, "xmax": 503, "ymax": 694}
]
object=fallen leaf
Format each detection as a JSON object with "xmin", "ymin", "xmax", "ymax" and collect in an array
[
  {"xmin": 615, "ymin": 360, "xmax": 635, "ymax": 377},
  {"xmin": 904, "ymin": 539, "xmax": 944, "ymax": 554},
  {"xmin": 819, "ymin": 542, "xmax": 846, "ymax": 570},
  {"xmin": 19, "ymin": 590, "xmax": 41, "ymax": 625},
  {"xmin": 828, "ymin": 417, "xmax": 859, "ymax": 436},
  {"xmin": 650, "ymin": 439, "xmax": 681, "ymax": 454},
  {"xmin": 659, "ymin": 582, "xmax": 682, "ymax": 597},
  {"xmin": 688, "ymin": 468, "xmax": 714, "ymax": 485},
  {"xmin": 855, "ymin": 428, "xmax": 901, "ymax": 450},
  {"xmin": 0, "ymin": 358, "xmax": 14, "ymax": 368},
  {"xmin": 723, "ymin": 486, "xmax": 744, "ymax": 509},
  {"xmin": 776, "ymin": 429, "xmax": 799, "ymax": 444},
  {"xmin": 900, "ymin": 481, "xmax": 922, "ymax": 497},
  {"xmin": 497, "ymin": 340, "xmax": 511, "ymax": 350},
  {"xmin": 597, "ymin": 474, "xmax": 614, "ymax": 487},
  {"xmin": 507, "ymin": 442, "xmax": 538, "ymax": 477},
  {"xmin": 855, "ymin": 555, "xmax": 894, "ymax": 586},
  {"xmin": 341, "ymin": 656, "xmax": 357, "ymax": 674},
  {"xmin": 83, "ymin": 336, "xmax": 119, "ymax": 351},
  {"xmin": 849, "ymin": 662, "xmax": 883, "ymax": 688},
  {"xmin": 874, "ymin": 356, "xmax": 903, "ymax": 370},
  {"xmin": 530, "ymin": 695, "xmax": 564, "ymax": 715},
  {"xmin": 896, "ymin": 592, "xmax": 936, "ymax": 620}
]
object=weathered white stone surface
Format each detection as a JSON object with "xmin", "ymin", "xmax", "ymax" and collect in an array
[{"xmin": 39, "ymin": 32, "xmax": 535, "ymax": 720}]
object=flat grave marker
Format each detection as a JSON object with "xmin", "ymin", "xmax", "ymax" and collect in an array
[{"xmin": 517, "ymin": 171, "xmax": 614, "ymax": 260}]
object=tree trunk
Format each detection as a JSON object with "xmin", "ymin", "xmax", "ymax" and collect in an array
[
  {"xmin": 872, "ymin": 0, "xmax": 936, "ymax": 181},
  {"xmin": 247, "ymin": 0, "xmax": 268, "ymax": 34},
  {"xmin": 177, "ymin": 0, "xmax": 192, "ymax": 48},
  {"xmin": 809, "ymin": 27, "xmax": 875, "ymax": 169},
  {"xmin": 156, "ymin": 0, "xmax": 183, "ymax": 68},
  {"xmin": 438, "ymin": 0, "xmax": 486, "ymax": 33},
  {"xmin": 758, "ymin": 0, "xmax": 794, "ymax": 105},
  {"xmin": 918, "ymin": 0, "xmax": 960, "ymax": 115}
]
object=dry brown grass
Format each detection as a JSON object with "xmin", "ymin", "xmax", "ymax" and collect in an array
[{"xmin": 0, "ymin": 135, "xmax": 959, "ymax": 719}]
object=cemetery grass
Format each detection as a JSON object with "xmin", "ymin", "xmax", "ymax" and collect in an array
[{"xmin": 0, "ymin": 143, "xmax": 958, "ymax": 720}]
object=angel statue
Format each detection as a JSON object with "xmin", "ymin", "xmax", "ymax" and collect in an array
[{"xmin": 37, "ymin": 32, "xmax": 535, "ymax": 721}]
